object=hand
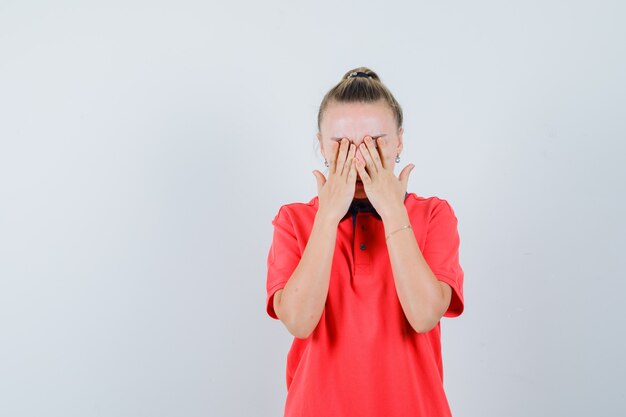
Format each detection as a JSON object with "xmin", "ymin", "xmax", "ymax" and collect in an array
[
  {"xmin": 313, "ymin": 138, "xmax": 358, "ymax": 224},
  {"xmin": 354, "ymin": 136, "xmax": 415, "ymax": 218}
]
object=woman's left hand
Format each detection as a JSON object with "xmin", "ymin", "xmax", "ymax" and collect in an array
[{"xmin": 355, "ymin": 136, "xmax": 415, "ymax": 219}]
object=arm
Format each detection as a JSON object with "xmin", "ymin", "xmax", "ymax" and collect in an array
[
  {"xmin": 274, "ymin": 211, "xmax": 339, "ymax": 339},
  {"xmin": 273, "ymin": 138, "xmax": 357, "ymax": 339},
  {"xmin": 352, "ymin": 135, "xmax": 453, "ymax": 333},
  {"xmin": 382, "ymin": 205, "xmax": 452, "ymax": 333}
]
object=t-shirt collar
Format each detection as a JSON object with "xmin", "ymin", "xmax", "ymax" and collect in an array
[
  {"xmin": 343, "ymin": 198, "xmax": 382, "ymax": 220},
  {"xmin": 311, "ymin": 192, "xmax": 409, "ymax": 221}
]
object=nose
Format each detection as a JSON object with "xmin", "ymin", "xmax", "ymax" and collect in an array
[
  {"xmin": 350, "ymin": 137, "xmax": 373, "ymax": 165},
  {"xmin": 353, "ymin": 141, "xmax": 366, "ymax": 165}
]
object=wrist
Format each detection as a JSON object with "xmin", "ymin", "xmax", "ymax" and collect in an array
[
  {"xmin": 380, "ymin": 202, "xmax": 408, "ymax": 225},
  {"xmin": 314, "ymin": 208, "xmax": 341, "ymax": 229}
]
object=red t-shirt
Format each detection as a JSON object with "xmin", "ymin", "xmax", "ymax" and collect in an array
[{"xmin": 266, "ymin": 192, "xmax": 465, "ymax": 417}]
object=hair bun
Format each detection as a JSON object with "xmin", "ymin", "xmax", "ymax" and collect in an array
[
  {"xmin": 318, "ymin": 66, "xmax": 402, "ymax": 130},
  {"xmin": 342, "ymin": 67, "xmax": 380, "ymax": 82}
]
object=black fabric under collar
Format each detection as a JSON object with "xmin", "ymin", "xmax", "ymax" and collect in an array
[
  {"xmin": 343, "ymin": 198, "xmax": 381, "ymax": 220},
  {"xmin": 341, "ymin": 192, "xmax": 409, "ymax": 221}
]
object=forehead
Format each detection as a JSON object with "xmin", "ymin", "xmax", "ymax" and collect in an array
[{"xmin": 321, "ymin": 100, "xmax": 396, "ymax": 136}]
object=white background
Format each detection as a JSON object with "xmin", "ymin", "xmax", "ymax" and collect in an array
[{"xmin": 1, "ymin": 1, "xmax": 625, "ymax": 416}]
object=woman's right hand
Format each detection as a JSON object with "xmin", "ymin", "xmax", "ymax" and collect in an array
[{"xmin": 312, "ymin": 138, "xmax": 358, "ymax": 224}]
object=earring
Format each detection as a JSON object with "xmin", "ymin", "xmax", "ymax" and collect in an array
[
  {"xmin": 395, "ymin": 154, "xmax": 401, "ymax": 163},
  {"xmin": 324, "ymin": 160, "xmax": 329, "ymax": 167}
]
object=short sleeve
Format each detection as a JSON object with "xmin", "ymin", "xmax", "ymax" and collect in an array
[
  {"xmin": 266, "ymin": 206, "xmax": 302, "ymax": 320},
  {"xmin": 422, "ymin": 200, "xmax": 465, "ymax": 318}
]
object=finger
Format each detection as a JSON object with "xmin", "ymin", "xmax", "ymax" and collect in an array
[
  {"xmin": 336, "ymin": 138, "xmax": 350, "ymax": 176},
  {"xmin": 312, "ymin": 170, "xmax": 326, "ymax": 195},
  {"xmin": 376, "ymin": 137, "xmax": 391, "ymax": 170},
  {"xmin": 359, "ymin": 140, "xmax": 378, "ymax": 175},
  {"xmin": 398, "ymin": 164, "xmax": 415, "ymax": 191},
  {"xmin": 342, "ymin": 143, "xmax": 356, "ymax": 177},
  {"xmin": 363, "ymin": 136, "xmax": 384, "ymax": 171},
  {"xmin": 347, "ymin": 157, "xmax": 358, "ymax": 184},
  {"xmin": 355, "ymin": 158, "xmax": 372, "ymax": 184}
]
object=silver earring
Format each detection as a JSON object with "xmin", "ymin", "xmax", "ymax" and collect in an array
[
  {"xmin": 324, "ymin": 160, "xmax": 329, "ymax": 167},
  {"xmin": 395, "ymin": 154, "xmax": 401, "ymax": 163}
]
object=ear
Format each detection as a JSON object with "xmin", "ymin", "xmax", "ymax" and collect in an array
[{"xmin": 396, "ymin": 127, "xmax": 404, "ymax": 155}]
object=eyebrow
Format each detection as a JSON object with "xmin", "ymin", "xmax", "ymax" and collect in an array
[{"xmin": 330, "ymin": 134, "xmax": 387, "ymax": 141}]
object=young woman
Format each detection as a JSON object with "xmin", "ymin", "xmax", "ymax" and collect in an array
[{"xmin": 266, "ymin": 67, "xmax": 465, "ymax": 417}]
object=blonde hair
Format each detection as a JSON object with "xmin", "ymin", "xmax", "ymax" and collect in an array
[{"xmin": 317, "ymin": 67, "xmax": 403, "ymax": 131}]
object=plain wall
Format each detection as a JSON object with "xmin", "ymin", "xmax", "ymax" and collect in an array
[{"xmin": 1, "ymin": 1, "xmax": 625, "ymax": 416}]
